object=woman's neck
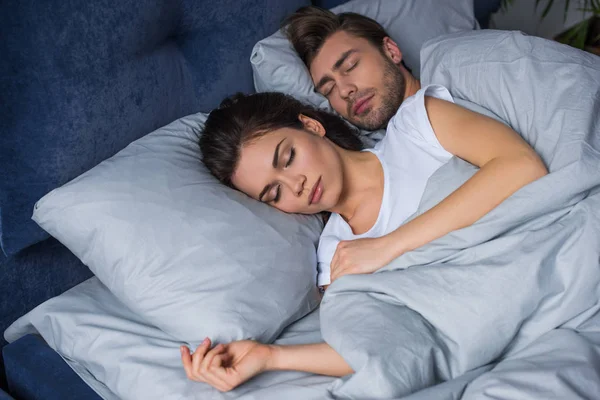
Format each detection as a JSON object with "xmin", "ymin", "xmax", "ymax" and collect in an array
[{"xmin": 329, "ymin": 149, "xmax": 382, "ymax": 223}]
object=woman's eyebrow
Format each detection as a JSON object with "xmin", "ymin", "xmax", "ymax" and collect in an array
[
  {"xmin": 259, "ymin": 137, "xmax": 287, "ymax": 201},
  {"xmin": 273, "ymin": 138, "xmax": 286, "ymax": 168}
]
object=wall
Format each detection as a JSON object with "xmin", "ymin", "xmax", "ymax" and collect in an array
[{"xmin": 491, "ymin": 0, "xmax": 592, "ymax": 39}]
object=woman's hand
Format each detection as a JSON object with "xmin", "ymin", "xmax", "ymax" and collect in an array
[
  {"xmin": 181, "ymin": 338, "xmax": 272, "ymax": 392},
  {"xmin": 330, "ymin": 236, "xmax": 401, "ymax": 283}
]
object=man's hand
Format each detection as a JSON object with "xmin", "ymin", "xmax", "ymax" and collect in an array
[
  {"xmin": 181, "ymin": 338, "xmax": 272, "ymax": 392},
  {"xmin": 330, "ymin": 236, "xmax": 400, "ymax": 282}
]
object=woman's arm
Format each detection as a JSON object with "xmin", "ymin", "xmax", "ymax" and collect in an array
[
  {"xmin": 268, "ymin": 342, "xmax": 352, "ymax": 376},
  {"xmin": 330, "ymin": 97, "xmax": 548, "ymax": 281},
  {"xmin": 181, "ymin": 339, "xmax": 351, "ymax": 392}
]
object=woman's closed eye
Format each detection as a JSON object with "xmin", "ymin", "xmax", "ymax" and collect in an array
[
  {"xmin": 271, "ymin": 148, "xmax": 295, "ymax": 203},
  {"xmin": 286, "ymin": 147, "xmax": 295, "ymax": 168},
  {"xmin": 265, "ymin": 148, "xmax": 295, "ymax": 204},
  {"xmin": 272, "ymin": 184, "xmax": 281, "ymax": 203}
]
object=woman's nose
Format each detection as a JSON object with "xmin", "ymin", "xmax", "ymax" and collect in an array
[{"xmin": 282, "ymin": 174, "xmax": 306, "ymax": 197}]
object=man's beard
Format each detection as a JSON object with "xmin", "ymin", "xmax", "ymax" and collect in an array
[{"xmin": 350, "ymin": 58, "xmax": 406, "ymax": 131}]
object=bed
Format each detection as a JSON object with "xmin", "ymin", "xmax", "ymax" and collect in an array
[{"xmin": 5, "ymin": 0, "xmax": 600, "ymax": 399}]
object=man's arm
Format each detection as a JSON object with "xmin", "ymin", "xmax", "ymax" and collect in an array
[
  {"xmin": 329, "ymin": 97, "xmax": 548, "ymax": 281},
  {"xmin": 384, "ymin": 96, "xmax": 548, "ymax": 256}
]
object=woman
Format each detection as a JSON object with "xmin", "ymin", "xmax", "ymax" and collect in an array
[{"xmin": 181, "ymin": 86, "xmax": 548, "ymax": 391}]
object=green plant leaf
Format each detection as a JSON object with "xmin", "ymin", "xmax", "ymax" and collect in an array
[
  {"xmin": 500, "ymin": 0, "xmax": 515, "ymax": 11},
  {"xmin": 564, "ymin": 0, "xmax": 571, "ymax": 22},
  {"xmin": 576, "ymin": 19, "xmax": 590, "ymax": 48},
  {"xmin": 541, "ymin": 0, "xmax": 556, "ymax": 19},
  {"xmin": 561, "ymin": 19, "xmax": 591, "ymax": 49}
]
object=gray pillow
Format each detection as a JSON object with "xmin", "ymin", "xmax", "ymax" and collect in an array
[
  {"xmin": 5, "ymin": 277, "xmax": 331, "ymax": 400},
  {"xmin": 31, "ymin": 112, "xmax": 323, "ymax": 346},
  {"xmin": 251, "ymin": 0, "xmax": 477, "ymax": 111}
]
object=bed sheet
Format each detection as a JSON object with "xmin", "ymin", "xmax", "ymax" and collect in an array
[
  {"xmin": 5, "ymin": 277, "xmax": 335, "ymax": 400},
  {"xmin": 6, "ymin": 276, "xmax": 600, "ymax": 400}
]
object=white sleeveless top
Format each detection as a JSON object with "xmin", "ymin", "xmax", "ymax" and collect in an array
[{"xmin": 317, "ymin": 85, "xmax": 454, "ymax": 286}]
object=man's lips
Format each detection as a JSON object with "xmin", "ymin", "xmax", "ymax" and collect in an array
[
  {"xmin": 309, "ymin": 176, "xmax": 323, "ymax": 205},
  {"xmin": 352, "ymin": 94, "xmax": 374, "ymax": 116}
]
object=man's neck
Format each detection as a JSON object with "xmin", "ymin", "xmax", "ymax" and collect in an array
[{"xmin": 404, "ymin": 77, "xmax": 422, "ymax": 99}]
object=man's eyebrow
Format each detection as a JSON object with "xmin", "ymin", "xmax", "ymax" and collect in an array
[
  {"xmin": 313, "ymin": 49, "xmax": 357, "ymax": 93},
  {"xmin": 314, "ymin": 76, "xmax": 333, "ymax": 93},
  {"xmin": 333, "ymin": 49, "xmax": 356, "ymax": 71}
]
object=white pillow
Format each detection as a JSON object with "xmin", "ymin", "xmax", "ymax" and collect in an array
[
  {"xmin": 31, "ymin": 112, "xmax": 323, "ymax": 346},
  {"xmin": 251, "ymin": 0, "xmax": 477, "ymax": 110}
]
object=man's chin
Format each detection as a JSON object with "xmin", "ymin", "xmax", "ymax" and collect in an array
[
  {"xmin": 347, "ymin": 108, "xmax": 385, "ymax": 131},
  {"xmin": 352, "ymin": 117, "xmax": 383, "ymax": 131}
]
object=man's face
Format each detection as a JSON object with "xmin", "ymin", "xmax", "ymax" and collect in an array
[{"xmin": 309, "ymin": 31, "xmax": 406, "ymax": 131}]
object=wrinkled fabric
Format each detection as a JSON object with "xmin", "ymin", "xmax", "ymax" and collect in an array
[{"xmin": 321, "ymin": 31, "xmax": 600, "ymax": 399}]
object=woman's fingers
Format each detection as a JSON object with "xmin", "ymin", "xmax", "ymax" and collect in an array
[
  {"xmin": 201, "ymin": 344, "xmax": 230, "ymax": 389},
  {"xmin": 202, "ymin": 344, "xmax": 225, "ymax": 372},
  {"xmin": 202, "ymin": 347, "xmax": 238, "ymax": 392},
  {"xmin": 205, "ymin": 353, "xmax": 234, "ymax": 392},
  {"xmin": 192, "ymin": 338, "xmax": 212, "ymax": 376},
  {"xmin": 211, "ymin": 361, "xmax": 239, "ymax": 390},
  {"xmin": 181, "ymin": 338, "xmax": 212, "ymax": 381},
  {"xmin": 181, "ymin": 340, "xmax": 239, "ymax": 392},
  {"xmin": 181, "ymin": 346, "xmax": 194, "ymax": 380}
]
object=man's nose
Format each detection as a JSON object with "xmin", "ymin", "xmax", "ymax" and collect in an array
[{"xmin": 338, "ymin": 80, "xmax": 356, "ymax": 100}]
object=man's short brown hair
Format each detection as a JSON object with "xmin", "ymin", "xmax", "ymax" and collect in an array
[{"xmin": 282, "ymin": 6, "xmax": 389, "ymax": 67}]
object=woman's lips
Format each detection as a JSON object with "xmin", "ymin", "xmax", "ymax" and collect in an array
[{"xmin": 309, "ymin": 176, "xmax": 323, "ymax": 205}]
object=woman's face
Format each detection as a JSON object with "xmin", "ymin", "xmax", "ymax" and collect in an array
[{"xmin": 231, "ymin": 115, "xmax": 344, "ymax": 214}]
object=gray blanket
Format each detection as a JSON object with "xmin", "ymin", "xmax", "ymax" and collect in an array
[{"xmin": 321, "ymin": 30, "xmax": 600, "ymax": 399}]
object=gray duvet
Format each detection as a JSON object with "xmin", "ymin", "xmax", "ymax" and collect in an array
[
  {"xmin": 6, "ymin": 31, "xmax": 600, "ymax": 399},
  {"xmin": 322, "ymin": 30, "xmax": 600, "ymax": 399}
]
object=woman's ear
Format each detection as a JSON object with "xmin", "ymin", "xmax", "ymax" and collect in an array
[
  {"xmin": 298, "ymin": 114, "xmax": 326, "ymax": 137},
  {"xmin": 382, "ymin": 37, "xmax": 403, "ymax": 65}
]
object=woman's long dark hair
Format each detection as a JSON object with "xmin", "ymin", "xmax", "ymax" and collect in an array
[{"xmin": 200, "ymin": 92, "xmax": 364, "ymax": 187}]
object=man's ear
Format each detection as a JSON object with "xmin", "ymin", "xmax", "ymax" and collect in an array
[
  {"xmin": 382, "ymin": 37, "xmax": 403, "ymax": 65},
  {"xmin": 299, "ymin": 114, "xmax": 326, "ymax": 137}
]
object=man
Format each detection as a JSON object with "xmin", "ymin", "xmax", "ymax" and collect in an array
[{"xmin": 283, "ymin": 6, "xmax": 422, "ymax": 131}]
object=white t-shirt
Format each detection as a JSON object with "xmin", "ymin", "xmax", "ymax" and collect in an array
[{"xmin": 317, "ymin": 85, "xmax": 454, "ymax": 286}]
